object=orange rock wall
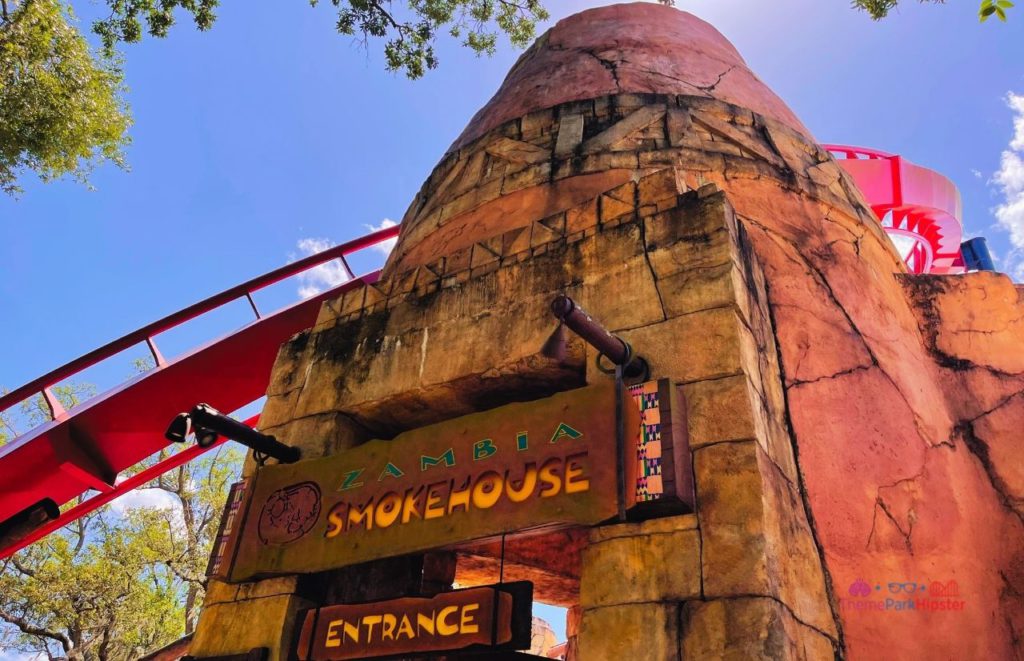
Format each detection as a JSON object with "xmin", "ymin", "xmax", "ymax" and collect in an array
[
  {"xmin": 376, "ymin": 5, "xmax": 1024, "ymax": 654},
  {"xmin": 192, "ymin": 6, "xmax": 1024, "ymax": 659},
  {"xmin": 379, "ymin": 81, "xmax": 1024, "ymax": 657}
]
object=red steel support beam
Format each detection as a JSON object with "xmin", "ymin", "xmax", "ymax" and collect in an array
[{"xmin": 0, "ymin": 415, "xmax": 257, "ymax": 560}]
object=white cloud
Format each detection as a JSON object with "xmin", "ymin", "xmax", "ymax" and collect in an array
[
  {"xmin": 108, "ymin": 486, "xmax": 179, "ymax": 514},
  {"xmin": 992, "ymin": 92, "xmax": 1024, "ymax": 280},
  {"xmin": 972, "ymin": 168, "xmax": 983, "ymax": 179},
  {"xmin": 364, "ymin": 219, "xmax": 399, "ymax": 255},
  {"xmin": 290, "ymin": 221, "xmax": 398, "ymax": 299},
  {"xmin": 107, "ymin": 485, "xmax": 188, "ymax": 532},
  {"xmin": 293, "ymin": 237, "xmax": 351, "ymax": 298}
]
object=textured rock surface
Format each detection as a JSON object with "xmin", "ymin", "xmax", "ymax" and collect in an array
[
  {"xmin": 194, "ymin": 5, "xmax": 1024, "ymax": 660},
  {"xmin": 450, "ymin": 2, "xmax": 810, "ymax": 150},
  {"xmin": 248, "ymin": 184, "xmax": 838, "ymax": 659}
]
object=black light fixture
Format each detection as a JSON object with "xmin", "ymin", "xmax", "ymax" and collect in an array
[
  {"xmin": 0, "ymin": 499, "xmax": 59, "ymax": 548},
  {"xmin": 165, "ymin": 404, "xmax": 301, "ymax": 464}
]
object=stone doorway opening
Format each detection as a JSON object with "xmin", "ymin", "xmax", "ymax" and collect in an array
[{"xmin": 453, "ymin": 528, "xmax": 585, "ymax": 659}]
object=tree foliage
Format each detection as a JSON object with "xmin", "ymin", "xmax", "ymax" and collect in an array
[
  {"xmin": 853, "ymin": 0, "xmax": 1013, "ymax": 22},
  {"xmin": 979, "ymin": 0, "xmax": 1015, "ymax": 21},
  {"xmin": 92, "ymin": 0, "xmax": 549, "ymax": 80},
  {"xmin": 0, "ymin": 0, "xmax": 130, "ymax": 196},
  {"xmin": 0, "ymin": 382, "xmax": 244, "ymax": 659},
  {"xmin": 0, "ymin": 0, "xmax": 552, "ymax": 195}
]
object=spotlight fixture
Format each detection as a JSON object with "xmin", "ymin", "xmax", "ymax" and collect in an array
[{"xmin": 165, "ymin": 403, "xmax": 301, "ymax": 464}]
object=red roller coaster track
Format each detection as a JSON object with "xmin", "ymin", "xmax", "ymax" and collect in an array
[
  {"xmin": 0, "ymin": 145, "xmax": 965, "ymax": 559},
  {"xmin": 824, "ymin": 144, "xmax": 965, "ymax": 274},
  {"xmin": 0, "ymin": 225, "xmax": 399, "ymax": 559}
]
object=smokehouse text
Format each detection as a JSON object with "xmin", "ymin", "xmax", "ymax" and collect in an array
[{"xmin": 324, "ymin": 423, "xmax": 588, "ymax": 537}]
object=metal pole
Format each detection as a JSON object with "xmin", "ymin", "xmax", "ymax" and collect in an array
[
  {"xmin": 188, "ymin": 404, "xmax": 301, "ymax": 463},
  {"xmin": 548, "ymin": 295, "xmax": 649, "ymax": 380},
  {"xmin": 615, "ymin": 363, "xmax": 627, "ymax": 522}
]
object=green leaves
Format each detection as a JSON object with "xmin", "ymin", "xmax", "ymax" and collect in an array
[
  {"xmin": 0, "ymin": 440, "xmax": 244, "ymax": 657},
  {"xmin": 0, "ymin": 0, "xmax": 131, "ymax": 196},
  {"xmin": 980, "ymin": 0, "xmax": 1014, "ymax": 21},
  {"xmin": 1, "ymin": 0, "xmax": 550, "ymax": 194},
  {"xmin": 92, "ymin": 0, "xmax": 219, "ymax": 56},
  {"xmin": 853, "ymin": 0, "xmax": 903, "ymax": 20},
  {"xmin": 96, "ymin": 0, "xmax": 549, "ymax": 80},
  {"xmin": 853, "ymin": 0, "xmax": 1012, "ymax": 22},
  {"xmin": 324, "ymin": 0, "xmax": 548, "ymax": 79}
]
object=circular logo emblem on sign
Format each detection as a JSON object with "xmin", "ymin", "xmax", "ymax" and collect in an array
[{"xmin": 258, "ymin": 482, "xmax": 322, "ymax": 545}]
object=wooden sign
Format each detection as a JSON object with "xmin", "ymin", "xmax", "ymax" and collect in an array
[
  {"xmin": 295, "ymin": 583, "xmax": 532, "ymax": 660},
  {"xmin": 183, "ymin": 648, "xmax": 268, "ymax": 661},
  {"xmin": 228, "ymin": 382, "xmax": 637, "ymax": 581},
  {"xmin": 206, "ymin": 478, "xmax": 250, "ymax": 579}
]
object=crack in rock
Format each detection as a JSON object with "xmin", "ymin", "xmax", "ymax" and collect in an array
[
  {"xmin": 955, "ymin": 420, "xmax": 1024, "ymax": 524},
  {"xmin": 582, "ymin": 48, "xmax": 622, "ymax": 90},
  {"xmin": 899, "ymin": 275, "xmax": 1024, "ymax": 378},
  {"xmin": 695, "ymin": 65, "xmax": 737, "ymax": 93},
  {"xmin": 865, "ymin": 469, "xmax": 924, "ymax": 553},
  {"xmin": 788, "ymin": 363, "xmax": 874, "ymax": 388},
  {"xmin": 743, "ymin": 215, "xmax": 947, "ymax": 447}
]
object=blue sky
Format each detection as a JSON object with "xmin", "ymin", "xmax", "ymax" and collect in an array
[
  {"xmin": 2, "ymin": 0, "xmax": 1023, "ymax": 392},
  {"xmin": 0, "ymin": 0, "xmax": 1022, "ymax": 648}
]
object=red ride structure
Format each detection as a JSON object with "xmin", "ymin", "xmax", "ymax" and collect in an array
[
  {"xmin": 824, "ymin": 144, "xmax": 966, "ymax": 274},
  {"xmin": 0, "ymin": 145, "xmax": 968, "ymax": 558},
  {"xmin": 0, "ymin": 225, "xmax": 399, "ymax": 558}
]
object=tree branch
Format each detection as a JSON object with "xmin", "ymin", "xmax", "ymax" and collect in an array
[
  {"xmin": 10, "ymin": 556, "xmax": 36, "ymax": 577},
  {"xmin": 0, "ymin": 607, "xmax": 73, "ymax": 654}
]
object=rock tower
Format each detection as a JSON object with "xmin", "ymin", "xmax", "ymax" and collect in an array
[{"xmin": 190, "ymin": 4, "xmax": 1024, "ymax": 659}]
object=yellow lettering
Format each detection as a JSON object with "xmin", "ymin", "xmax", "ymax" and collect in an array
[
  {"xmin": 470, "ymin": 471, "xmax": 503, "ymax": 509},
  {"xmin": 539, "ymin": 457, "xmax": 563, "ymax": 497},
  {"xmin": 381, "ymin": 613, "xmax": 397, "ymax": 641},
  {"xmin": 325, "ymin": 620, "xmax": 344, "ymax": 647},
  {"xmin": 564, "ymin": 452, "xmax": 590, "ymax": 494},
  {"xmin": 401, "ymin": 486, "xmax": 424, "ymax": 524},
  {"xmin": 396, "ymin": 614, "xmax": 415, "ymax": 640},
  {"xmin": 374, "ymin": 492, "xmax": 402, "ymax": 529},
  {"xmin": 363, "ymin": 615, "xmax": 383, "ymax": 643},
  {"xmin": 460, "ymin": 603, "xmax": 480, "ymax": 634},
  {"xmin": 437, "ymin": 606, "xmax": 460, "ymax": 636},
  {"xmin": 324, "ymin": 504, "xmax": 346, "ymax": 538},
  {"xmin": 416, "ymin": 611, "xmax": 436, "ymax": 636},
  {"xmin": 424, "ymin": 482, "xmax": 448, "ymax": 520},
  {"xmin": 448, "ymin": 476, "xmax": 472, "ymax": 515},
  {"xmin": 347, "ymin": 500, "xmax": 374, "ymax": 531},
  {"xmin": 343, "ymin": 621, "xmax": 359, "ymax": 644},
  {"xmin": 505, "ymin": 464, "xmax": 538, "ymax": 502}
]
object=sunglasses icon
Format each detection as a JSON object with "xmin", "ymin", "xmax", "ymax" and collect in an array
[{"xmin": 888, "ymin": 582, "xmax": 921, "ymax": 594}]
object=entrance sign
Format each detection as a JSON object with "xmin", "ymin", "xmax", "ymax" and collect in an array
[
  {"xmin": 228, "ymin": 382, "xmax": 637, "ymax": 581},
  {"xmin": 295, "ymin": 583, "xmax": 532, "ymax": 660}
]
